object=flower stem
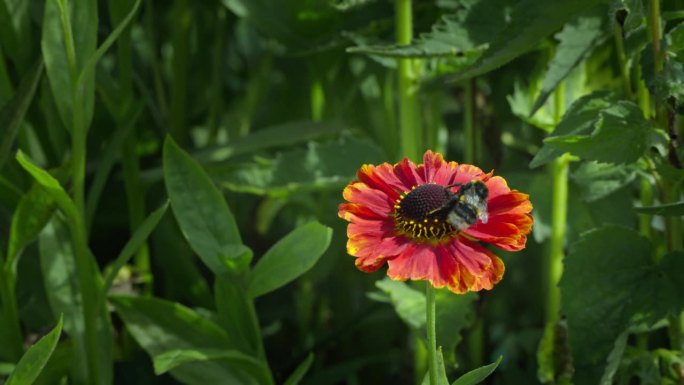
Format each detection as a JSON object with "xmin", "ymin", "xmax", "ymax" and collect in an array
[
  {"xmin": 395, "ymin": 0, "xmax": 421, "ymax": 161},
  {"xmin": 426, "ymin": 283, "xmax": 438, "ymax": 385},
  {"xmin": 547, "ymin": 83, "xmax": 568, "ymax": 323},
  {"xmin": 613, "ymin": 19, "xmax": 633, "ymax": 100}
]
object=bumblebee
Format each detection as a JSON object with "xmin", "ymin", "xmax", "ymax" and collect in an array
[{"xmin": 430, "ymin": 180, "xmax": 489, "ymax": 231}]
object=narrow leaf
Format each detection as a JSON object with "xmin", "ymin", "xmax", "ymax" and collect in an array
[
  {"xmin": 634, "ymin": 201, "xmax": 684, "ymax": 216},
  {"xmin": 6, "ymin": 315, "xmax": 63, "ymax": 385},
  {"xmin": 102, "ymin": 201, "xmax": 169, "ymax": 293},
  {"xmin": 163, "ymin": 136, "xmax": 249, "ymax": 275},
  {"xmin": 451, "ymin": 356, "xmax": 503, "ymax": 385},
  {"xmin": 153, "ymin": 348, "xmax": 268, "ymax": 384},
  {"xmin": 0, "ymin": 59, "xmax": 43, "ymax": 169},
  {"xmin": 248, "ymin": 221, "xmax": 332, "ymax": 298},
  {"xmin": 283, "ymin": 353, "xmax": 314, "ymax": 385},
  {"xmin": 7, "ymin": 184, "xmax": 57, "ymax": 269}
]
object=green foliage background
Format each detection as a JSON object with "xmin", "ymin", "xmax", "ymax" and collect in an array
[{"xmin": 1, "ymin": 0, "xmax": 684, "ymax": 384}]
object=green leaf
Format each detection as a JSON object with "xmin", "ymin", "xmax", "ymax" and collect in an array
[
  {"xmin": 7, "ymin": 184, "xmax": 57, "ymax": 270},
  {"xmin": 215, "ymin": 276, "xmax": 261, "ymax": 356},
  {"xmin": 530, "ymin": 9, "xmax": 605, "ymax": 116},
  {"xmin": 283, "ymin": 353, "xmax": 314, "ymax": 385},
  {"xmin": 435, "ymin": 291, "xmax": 476, "ymax": 361},
  {"xmin": 570, "ymin": 161, "xmax": 636, "ymax": 202},
  {"xmin": 39, "ymin": 217, "xmax": 111, "ymax": 384},
  {"xmin": 0, "ymin": 59, "xmax": 43, "ymax": 170},
  {"xmin": 634, "ymin": 201, "xmax": 684, "ymax": 216},
  {"xmin": 110, "ymin": 296, "xmax": 260, "ymax": 385},
  {"xmin": 420, "ymin": 348, "xmax": 449, "ymax": 385},
  {"xmin": 153, "ymin": 348, "xmax": 269, "ymax": 384},
  {"xmin": 15, "ymin": 151, "xmax": 77, "ymax": 220},
  {"xmin": 560, "ymin": 226, "xmax": 684, "ymax": 384},
  {"xmin": 445, "ymin": 0, "xmax": 601, "ymax": 82},
  {"xmin": 6, "ymin": 315, "xmax": 63, "ymax": 385},
  {"xmin": 451, "ymin": 356, "xmax": 503, "ymax": 385},
  {"xmin": 163, "ymin": 136, "xmax": 250, "ymax": 275},
  {"xmin": 666, "ymin": 21, "xmax": 684, "ymax": 53},
  {"xmin": 375, "ymin": 278, "xmax": 425, "ymax": 330},
  {"xmin": 530, "ymin": 91, "xmax": 614, "ymax": 168},
  {"xmin": 215, "ymin": 137, "xmax": 384, "ymax": 196},
  {"xmin": 102, "ymin": 201, "xmax": 169, "ymax": 293},
  {"xmin": 347, "ymin": 0, "xmax": 509, "ymax": 58},
  {"xmin": 544, "ymin": 101, "xmax": 659, "ymax": 164},
  {"xmin": 41, "ymin": 0, "xmax": 98, "ymax": 130},
  {"xmin": 195, "ymin": 121, "xmax": 345, "ymax": 163},
  {"xmin": 248, "ymin": 221, "xmax": 332, "ymax": 298}
]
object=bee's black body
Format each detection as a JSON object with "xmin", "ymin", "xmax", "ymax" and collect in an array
[{"xmin": 429, "ymin": 180, "xmax": 489, "ymax": 231}]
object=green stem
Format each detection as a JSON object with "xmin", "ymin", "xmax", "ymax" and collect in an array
[
  {"xmin": 395, "ymin": 0, "xmax": 421, "ymax": 161},
  {"xmin": 0, "ymin": 254, "xmax": 23, "ymax": 361},
  {"xmin": 647, "ymin": 0, "xmax": 664, "ymax": 74},
  {"xmin": 547, "ymin": 154, "xmax": 569, "ymax": 322},
  {"xmin": 546, "ymin": 83, "xmax": 568, "ymax": 323},
  {"xmin": 170, "ymin": 0, "xmax": 191, "ymax": 146},
  {"xmin": 310, "ymin": 73, "xmax": 325, "ymax": 122},
  {"xmin": 207, "ymin": 7, "xmax": 226, "ymax": 142},
  {"xmin": 613, "ymin": 21, "xmax": 633, "ymax": 100},
  {"xmin": 426, "ymin": 284, "xmax": 438, "ymax": 385}
]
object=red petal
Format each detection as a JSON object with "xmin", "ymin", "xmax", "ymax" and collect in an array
[
  {"xmin": 393, "ymin": 157, "xmax": 424, "ymax": 189},
  {"xmin": 357, "ymin": 163, "xmax": 407, "ymax": 200},
  {"xmin": 342, "ymin": 182, "xmax": 393, "ymax": 218},
  {"xmin": 447, "ymin": 239, "xmax": 505, "ymax": 292}
]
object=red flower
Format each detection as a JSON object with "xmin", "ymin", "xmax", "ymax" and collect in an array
[{"xmin": 338, "ymin": 151, "xmax": 533, "ymax": 294}]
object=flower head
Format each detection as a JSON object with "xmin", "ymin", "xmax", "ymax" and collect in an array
[{"xmin": 338, "ymin": 151, "xmax": 533, "ymax": 294}]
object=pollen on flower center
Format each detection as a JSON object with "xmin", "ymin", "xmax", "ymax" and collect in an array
[{"xmin": 394, "ymin": 183, "xmax": 456, "ymax": 242}]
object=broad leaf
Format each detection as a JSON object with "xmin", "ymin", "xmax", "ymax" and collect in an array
[
  {"xmin": 6, "ymin": 315, "xmax": 63, "ymax": 385},
  {"xmin": 445, "ymin": 0, "xmax": 602, "ymax": 82},
  {"xmin": 347, "ymin": 0, "xmax": 509, "ymax": 58},
  {"xmin": 163, "ymin": 137, "xmax": 250, "ymax": 275},
  {"xmin": 153, "ymin": 348, "xmax": 269, "ymax": 384},
  {"xmin": 111, "ymin": 296, "xmax": 262, "ymax": 385},
  {"xmin": 560, "ymin": 226, "xmax": 684, "ymax": 384},
  {"xmin": 530, "ymin": 91, "xmax": 614, "ymax": 168},
  {"xmin": 570, "ymin": 162, "xmax": 636, "ymax": 202},
  {"xmin": 195, "ymin": 121, "xmax": 345, "ymax": 163},
  {"xmin": 530, "ymin": 9, "xmax": 605, "ymax": 115},
  {"xmin": 215, "ymin": 137, "xmax": 384, "ymax": 196},
  {"xmin": 248, "ymin": 221, "xmax": 332, "ymax": 298},
  {"xmin": 545, "ymin": 101, "xmax": 660, "ymax": 164}
]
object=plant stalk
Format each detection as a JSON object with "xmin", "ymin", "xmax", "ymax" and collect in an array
[
  {"xmin": 0, "ymin": 255, "xmax": 23, "ymax": 361},
  {"xmin": 613, "ymin": 20, "xmax": 633, "ymax": 100},
  {"xmin": 426, "ymin": 284, "xmax": 438, "ymax": 385},
  {"xmin": 395, "ymin": 0, "xmax": 421, "ymax": 161},
  {"xmin": 464, "ymin": 79, "xmax": 476, "ymax": 163}
]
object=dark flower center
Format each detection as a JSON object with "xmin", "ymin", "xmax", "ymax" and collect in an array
[{"xmin": 394, "ymin": 183, "xmax": 456, "ymax": 242}]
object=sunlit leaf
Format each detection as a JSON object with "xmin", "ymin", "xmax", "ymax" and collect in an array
[
  {"xmin": 248, "ymin": 221, "xmax": 332, "ymax": 298},
  {"xmin": 445, "ymin": 0, "xmax": 602, "ymax": 82}
]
